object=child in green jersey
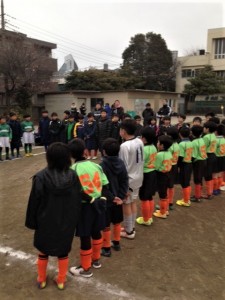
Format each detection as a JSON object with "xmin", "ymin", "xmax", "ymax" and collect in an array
[
  {"xmin": 153, "ymin": 135, "xmax": 173, "ymax": 219},
  {"xmin": 0, "ymin": 116, "xmax": 12, "ymax": 161},
  {"xmin": 21, "ymin": 114, "xmax": 35, "ymax": 157},
  {"xmin": 190, "ymin": 126, "xmax": 207, "ymax": 202},
  {"xmin": 136, "ymin": 127, "xmax": 157, "ymax": 225},
  {"xmin": 69, "ymin": 139, "xmax": 109, "ymax": 278}
]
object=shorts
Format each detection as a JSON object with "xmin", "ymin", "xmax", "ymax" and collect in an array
[
  {"xmin": 156, "ymin": 171, "xmax": 170, "ymax": 199},
  {"xmin": 125, "ymin": 188, "xmax": 139, "ymax": 204},
  {"xmin": 139, "ymin": 171, "xmax": 157, "ymax": 200},
  {"xmin": 0, "ymin": 137, "xmax": 10, "ymax": 148},
  {"xmin": 22, "ymin": 132, "xmax": 34, "ymax": 144},
  {"xmin": 215, "ymin": 156, "xmax": 225, "ymax": 173},
  {"xmin": 168, "ymin": 164, "xmax": 178, "ymax": 188},
  {"xmin": 105, "ymin": 204, "xmax": 123, "ymax": 227}
]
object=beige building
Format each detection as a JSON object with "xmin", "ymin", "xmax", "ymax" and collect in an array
[
  {"xmin": 43, "ymin": 89, "xmax": 179, "ymax": 119},
  {"xmin": 176, "ymin": 27, "xmax": 225, "ymax": 94}
]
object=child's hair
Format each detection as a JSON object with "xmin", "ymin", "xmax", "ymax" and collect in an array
[
  {"xmin": 216, "ymin": 124, "xmax": 225, "ymax": 136},
  {"xmin": 78, "ymin": 114, "xmax": 84, "ymax": 120},
  {"xmin": 158, "ymin": 135, "xmax": 173, "ymax": 150},
  {"xmin": 134, "ymin": 115, "xmax": 141, "ymax": 121},
  {"xmin": 178, "ymin": 114, "xmax": 186, "ymax": 120},
  {"xmin": 166, "ymin": 127, "xmax": 179, "ymax": 141},
  {"xmin": 42, "ymin": 110, "xmax": 48, "ymax": 114},
  {"xmin": 51, "ymin": 112, "xmax": 58, "ymax": 117},
  {"xmin": 112, "ymin": 113, "xmax": 119, "ymax": 118},
  {"xmin": 148, "ymin": 116, "xmax": 157, "ymax": 124},
  {"xmin": 163, "ymin": 116, "xmax": 171, "ymax": 121},
  {"xmin": 221, "ymin": 119, "xmax": 225, "ymax": 126},
  {"xmin": 102, "ymin": 138, "xmax": 120, "ymax": 156},
  {"xmin": 46, "ymin": 142, "xmax": 71, "ymax": 171},
  {"xmin": 209, "ymin": 116, "xmax": 220, "ymax": 124},
  {"xmin": 204, "ymin": 121, "xmax": 217, "ymax": 133},
  {"xmin": 69, "ymin": 138, "xmax": 85, "ymax": 160},
  {"xmin": 23, "ymin": 114, "xmax": 31, "ymax": 118},
  {"xmin": 179, "ymin": 127, "xmax": 190, "ymax": 138},
  {"xmin": 9, "ymin": 112, "xmax": 16, "ymax": 117},
  {"xmin": 205, "ymin": 112, "xmax": 215, "ymax": 118},
  {"xmin": 120, "ymin": 119, "xmax": 137, "ymax": 135},
  {"xmin": 191, "ymin": 125, "xmax": 203, "ymax": 138},
  {"xmin": 87, "ymin": 112, "xmax": 94, "ymax": 118},
  {"xmin": 101, "ymin": 109, "xmax": 107, "ymax": 114},
  {"xmin": 193, "ymin": 116, "xmax": 202, "ymax": 123},
  {"xmin": 141, "ymin": 127, "xmax": 156, "ymax": 145},
  {"xmin": 68, "ymin": 114, "xmax": 74, "ymax": 119},
  {"xmin": 64, "ymin": 110, "xmax": 70, "ymax": 115}
]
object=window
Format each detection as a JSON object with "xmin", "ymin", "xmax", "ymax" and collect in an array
[
  {"xmin": 181, "ymin": 69, "xmax": 195, "ymax": 78},
  {"xmin": 214, "ymin": 70, "xmax": 225, "ymax": 78},
  {"xmin": 214, "ymin": 38, "xmax": 225, "ymax": 59}
]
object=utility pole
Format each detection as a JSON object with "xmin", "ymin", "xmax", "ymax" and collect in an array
[{"xmin": 1, "ymin": 0, "xmax": 5, "ymax": 30}]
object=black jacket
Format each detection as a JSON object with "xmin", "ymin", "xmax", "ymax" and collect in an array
[
  {"xmin": 100, "ymin": 156, "xmax": 128, "ymax": 207},
  {"xmin": 96, "ymin": 117, "xmax": 111, "ymax": 145},
  {"xmin": 142, "ymin": 108, "xmax": 154, "ymax": 126},
  {"xmin": 110, "ymin": 121, "xmax": 120, "ymax": 141},
  {"xmin": 25, "ymin": 168, "xmax": 82, "ymax": 256},
  {"xmin": 38, "ymin": 117, "xmax": 50, "ymax": 143},
  {"xmin": 8, "ymin": 120, "xmax": 22, "ymax": 141}
]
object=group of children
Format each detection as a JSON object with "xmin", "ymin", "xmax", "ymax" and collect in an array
[{"xmin": 24, "ymin": 111, "xmax": 225, "ymax": 290}]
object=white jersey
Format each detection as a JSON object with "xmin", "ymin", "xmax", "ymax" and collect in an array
[{"xmin": 119, "ymin": 137, "xmax": 144, "ymax": 190}]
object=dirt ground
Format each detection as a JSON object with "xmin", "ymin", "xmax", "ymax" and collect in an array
[{"xmin": 0, "ymin": 147, "xmax": 225, "ymax": 300}]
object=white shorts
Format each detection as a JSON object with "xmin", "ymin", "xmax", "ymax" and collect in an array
[
  {"xmin": 124, "ymin": 188, "xmax": 139, "ymax": 204},
  {"xmin": 22, "ymin": 132, "xmax": 34, "ymax": 144},
  {"xmin": 0, "ymin": 137, "xmax": 10, "ymax": 148}
]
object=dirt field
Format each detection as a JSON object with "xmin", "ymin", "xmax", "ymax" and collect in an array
[{"xmin": 0, "ymin": 147, "xmax": 225, "ymax": 300}]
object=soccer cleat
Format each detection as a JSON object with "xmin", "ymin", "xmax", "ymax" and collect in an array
[
  {"xmin": 5, "ymin": 157, "xmax": 11, "ymax": 160},
  {"xmin": 169, "ymin": 204, "xmax": 174, "ymax": 210},
  {"xmin": 37, "ymin": 280, "xmax": 47, "ymax": 289},
  {"xmin": 136, "ymin": 217, "xmax": 153, "ymax": 226},
  {"xmin": 29, "ymin": 153, "xmax": 33, "ymax": 157},
  {"xmin": 176, "ymin": 199, "xmax": 191, "ymax": 207},
  {"xmin": 111, "ymin": 241, "xmax": 121, "ymax": 251},
  {"xmin": 92, "ymin": 156, "xmax": 97, "ymax": 160},
  {"xmin": 53, "ymin": 277, "xmax": 65, "ymax": 290},
  {"xmin": 220, "ymin": 186, "xmax": 225, "ymax": 191},
  {"xmin": 87, "ymin": 156, "xmax": 91, "ymax": 160},
  {"xmin": 202, "ymin": 194, "xmax": 213, "ymax": 200},
  {"xmin": 213, "ymin": 190, "xmax": 220, "ymax": 196},
  {"xmin": 153, "ymin": 211, "xmax": 167, "ymax": 219},
  {"xmin": 190, "ymin": 196, "xmax": 201, "ymax": 203},
  {"xmin": 25, "ymin": 153, "xmax": 29, "ymax": 157},
  {"xmin": 101, "ymin": 248, "xmax": 111, "ymax": 257},
  {"xmin": 120, "ymin": 230, "xmax": 135, "ymax": 239},
  {"xmin": 70, "ymin": 266, "xmax": 93, "ymax": 278},
  {"xmin": 92, "ymin": 260, "xmax": 102, "ymax": 269}
]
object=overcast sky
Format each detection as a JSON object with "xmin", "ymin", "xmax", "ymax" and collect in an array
[{"xmin": 3, "ymin": 0, "xmax": 225, "ymax": 70}]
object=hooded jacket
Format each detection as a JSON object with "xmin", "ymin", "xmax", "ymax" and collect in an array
[
  {"xmin": 100, "ymin": 156, "xmax": 128, "ymax": 206},
  {"xmin": 25, "ymin": 168, "xmax": 82, "ymax": 256}
]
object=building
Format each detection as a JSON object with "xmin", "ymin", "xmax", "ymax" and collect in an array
[
  {"xmin": 52, "ymin": 54, "xmax": 78, "ymax": 85},
  {"xmin": 176, "ymin": 27, "xmax": 225, "ymax": 94}
]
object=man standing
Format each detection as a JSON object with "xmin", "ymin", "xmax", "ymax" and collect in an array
[
  {"xmin": 38, "ymin": 110, "xmax": 51, "ymax": 151},
  {"xmin": 142, "ymin": 103, "xmax": 154, "ymax": 126},
  {"xmin": 156, "ymin": 100, "xmax": 172, "ymax": 125}
]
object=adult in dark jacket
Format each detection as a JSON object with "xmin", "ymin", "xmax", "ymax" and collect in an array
[
  {"xmin": 8, "ymin": 112, "xmax": 22, "ymax": 158},
  {"xmin": 25, "ymin": 143, "xmax": 82, "ymax": 289},
  {"xmin": 142, "ymin": 103, "xmax": 154, "ymax": 126},
  {"xmin": 38, "ymin": 110, "xmax": 51, "ymax": 151},
  {"xmin": 110, "ymin": 114, "xmax": 121, "ymax": 141},
  {"xmin": 49, "ymin": 113, "xmax": 63, "ymax": 144},
  {"xmin": 93, "ymin": 103, "xmax": 103, "ymax": 121},
  {"xmin": 84, "ymin": 113, "xmax": 98, "ymax": 159},
  {"xmin": 156, "ymin": 99, "xmax": 172, "ymax": 125},
  {"xmin": 96, "ymin": 110, "xmax": 111, "ymax": 155},
  {"xmin": 111, "ymin": 100, "xmax": 124, "ymax": 120}
]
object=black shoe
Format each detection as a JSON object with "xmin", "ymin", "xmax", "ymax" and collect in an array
[
  {"xmin": 111, "ymin": 241, "xmax": 121, "ymax": 251},
  {"xmin": 101, "ymin": 248, "xmax": 111, "ymax": 257},
  {"xmin": 190, "ymin": 196, "xmax": 201, "ymax": 203},
  {"xmin": 5, "ymin": 157, "xmax": 11, "ymax": 160},
  {"xmin": 169, "ymin": 204, "xmax": 174, "ymax": 210},
  {"xmin": 0, "ymin": 158, "xmax": 3, "ymax": 162}
]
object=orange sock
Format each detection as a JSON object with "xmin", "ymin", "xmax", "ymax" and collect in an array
[
  {"xmin": 113, "ymin": 223, "xmax": 121, "ymax": 242},
  {"xmin": 92, "ymin": 238, "xmax": 103, "ymax": 261},
  {"xmin": 213, "ymin": 178, "xmax": 218, "ymax": 190},
  {"xmin": 159, "ymin": 199, "xmax": 167, "ymax": 215},
  {"xmin": 149, "ymin": 200, "xmax": 155, "ymax": 218},
  {"xmin": 206, "ymin": 180, "xmax": 212, "ymax": 196},
  {"xmin": 37, "ymin": 254, "xmax": 48, "ymax": 282},
  {"xmin": 167, "ymin": 188, "xmax": 174, "ymax": 204},
  {"xmin": 57, "ymin": 256, "xmax": 68, "ymax": 283},
  {"xmin": 183, "ymin": 187, "xmax": 190, "ymax": 203},
  {"xmin": 194, "ymin": 184, "xmax": 201, "ymax": 199},
  {"xmin": 218, "ymin": 177, "xmax": 223, "ymax": 189},
  {"xmin": 141, "ymin": 201, "xmax": 150, "ymax": 222},
  {"xmin": 80, "ymin": 249, "xmax": 92, "ymax": 271},
  {"xmin": 102, "ymin": 228, "xmax": 111, "ymax": 248}
]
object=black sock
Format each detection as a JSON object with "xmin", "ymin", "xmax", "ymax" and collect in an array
[
  {"xmin": 112, "ymin": 240, "xmax": 119, "ymax": 246},
  {"xmin": 5, "ymin": 147, "xmax": 9, "ymax": 158},
  {"xmin": 24, "ymin": 144, "xmax": 28, "ymax": 153},
  {"xmin": 28, "ymin": 144, "xmax": 32, "ymax": 153},
  {"xmin": 103, "ymin": 247, "xmax": 111, "ymax": 251}
]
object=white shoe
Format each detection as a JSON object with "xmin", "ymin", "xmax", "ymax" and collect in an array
[
  {"xmin": 220, "ymin": 186, "xmax": 225, "ymax": 191},
  {"xmin": 92, "ymin": 156, "xmax": 97, "ymax": 160},
  {"xmin": 120, "ymin": 231, "xmax": 135, "ymax": 239},
  {"xmin": 69, "ymin": 266, "xmax": 93, "ymax": 278},
  {"xmin": 87, "ymin": 156, "xmax": 91, "ymax": 160}
]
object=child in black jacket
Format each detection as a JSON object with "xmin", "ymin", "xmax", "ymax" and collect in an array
[{"xmin": 100, "ymin": 138, "xmax": 128, "ymax": 256}]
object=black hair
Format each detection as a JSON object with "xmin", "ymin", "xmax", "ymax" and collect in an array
[
  {"xmin": 46, "ymin": 142, "xmax": 71, "ymax": 171},
  {"xmin": 158, "ymin": 135, "xmax": 173, "ymax": 150},
  {"xmin": 178, "ymin": 114, "xmax": 186, "ymax": 120},
  {"xmin": 68, "ymin": 114, "xmax": 74, "ymax": 119},
  {"xmin": 146, "ymin": 103, "xmax": 151, "ymax": 107},
  {"xmin": 78, "ymin": 114, "xmax": 84, "ymax": 120},
  {"xmin": 64, "ymin": 110, "xmax": 70, "ymax": 115},
  {"xmin": 203, "ymin": 121, "xmax": 217, "ymax": 133},
  {"xmin": 193, "ymin": 116, "xmax": 202, "ymax": 123},
  {"xmin": 101, "ymin": 109, "xmax": 107, "ymax": 113},
  {"xmin": 23, "ymin": 114, "xmax": 31, "ymax": 118},
  {"xmin": 209, "ymin": 116, "xmax": 220, "ymax": 125},
  {"xmin": 134, "ymin": 115, "xmax": 141, "ymax": 120},
  {"xmin": 148, "ymin": 116, "xmax": 157, "ymax": 124},
  {"xmin": 69, "ymin": 138, "xmax": 85, "ymax": 160},
  {"xmin": 191, "ymin": 125, "xmax": 203, "ymax": 138},
  {"xmin": 166, "ymin": 127, "xmax": 179, "ymax": 141},
  {"xmin": 141, "ymin": 127, "xmax": 156, "ymax": 145},
  {"xmin": 9, "ymin": 112, "xmax": 16, "ymax": 117},
  {"xmin": 51, "ymin": 112, "xmax": 58, "ymax": 117},
  {"xmin": 121, "ymin": 113, "xmax": 131, "ymax": 120},
  {"xmin": 112, "ymin": 113, "xmax": 119, "ymax": 118},
  {"xmin": 42, "ymin": 110, "xmax": 48, "ymax": 114},
  {"xmin": 120, "ymin": 119, "xmax": 137, "ymax": 135},
  {"xmin": 205, "ymin": 112, "xmax": 215, "ymax": 118},
  {"xmin": 102, "ymin": 138, "xmax": 120, "ymax": 156},
  {"xmin": 87, "ymin": 112, "xmax": 94, "ymax": 118},
  {"xmin": 163, "ymin": 116, "xmax": 171, "ymax": 121},
  {"xmin": 179, "ymin": 127, "xmax": 190, "ymax": 138},
  {"xmin": 216, "ymin": 124, "xmax": 225, "ymax": 136}
]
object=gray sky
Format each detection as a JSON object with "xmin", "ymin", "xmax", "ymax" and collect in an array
[{"xmin": 4, "ymin": 0, "xmax": 225, "ymax": 70}]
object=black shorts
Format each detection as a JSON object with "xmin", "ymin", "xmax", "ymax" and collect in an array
[
  {"xmin": 179, "ymin": 162, "xmax": 192, "ymax": 188},
  {"xmin": 139, "ymin": 171, "xmax": 157, "ymax": 200},
  {"xmin": 105, "ymin": 204, "xmax": 123, "ymax": 227},
  {"xmin": 193, "ymin": 160, "xmax": 206, "ymax": 184},
  {"xmin": 168, "ymin": 165, "xmax": 178, "ymax": 188},
  {"xmin": 156, "ymin": 171, "xmax": 170, "ymax": 199},
  {"xmin": 76, "ymin": 202, "xmax": 105, "ymax": 237},
  {"xmin": 204, "ymin": 153, "xmax": 217, "ymax": 180},
  {"xmin": 215, "ymin": 156, "xmax": 225, "ymax": 173}
]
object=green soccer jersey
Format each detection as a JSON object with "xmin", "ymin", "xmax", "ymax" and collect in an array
[
  {"xmin": 203, "ymin": 133, "xmax": 217, "ymax": 153},
  {"xmin": 0, "ymin": 123, "xmax": 12, "ymax": 139},
  {"xmin": 21, "ymin": 121, "xmax": 34, "ymax": 132},
  {"xmin": 192, "ymin": 138, "xmax": 207, "ymax": 161},
  {"xmin": 169, "ymin": 142, "xmax": 180, "ymax": 165},
  {"xmin": 71, "ymin": 161, "xmax": 109, "ymax": 199},
  {"xmin": 155, "ymin": 151, "xmax": 172, "ymax": 173},
  {"xmin": 143, "ymin": 144, "xmax": 157, "ymax": 173},
  {"xmin": 215, "ymin": 136, "xmax": 225, "ymax": 157},
  {"xmin": 179, "ymin": 139, "xmax": 193, "ymax": 163}
]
